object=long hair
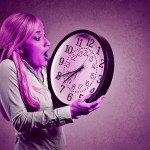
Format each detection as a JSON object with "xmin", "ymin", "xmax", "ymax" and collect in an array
[{"xmin": 0, "ymin": 13, "xmax": 43, "ymax": 112}]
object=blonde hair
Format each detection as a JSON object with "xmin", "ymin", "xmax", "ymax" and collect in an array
[{"xmin": 0, "ymin": 13, "xmax": 43, "ymax": 111}]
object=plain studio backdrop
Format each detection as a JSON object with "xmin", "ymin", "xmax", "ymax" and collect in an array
[{"xmin": 0, "ymin": 0, "xmax": 150, "ymax": 150}]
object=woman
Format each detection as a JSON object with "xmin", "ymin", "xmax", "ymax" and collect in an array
[{"xmin": 0, "ymin": 13, "xmax": 104, "ymax": 150}]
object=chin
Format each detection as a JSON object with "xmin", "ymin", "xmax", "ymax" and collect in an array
[{"xmin": 41, "ymin": 60, "xmax": 48, "ymax": 67}]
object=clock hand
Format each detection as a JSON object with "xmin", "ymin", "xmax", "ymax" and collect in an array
[
  {"xmin": 61, "ymin": 59, "xmax": 87, "ymax": 77},
  {"xmin": 63, "ymin": 71, "xmax": 78, "ymax": 83},
  {"xmin": 76, "ymin": 52, "xmax": 92, "ymax": 70},
  {"xmin": 77, "ymin": 65, "xmax": 84, "ymax": 72},
  {"xmin": 62, "ymin": 51, "xmax": 92, "ymax": 77},
  {"xmin": 61, "ymin": 69, "xmax": 77, "ymax": 77},
  {"xmin": 63, "ymin": 65, "xmax": 84, "ymax": 83},
  {"xmin": 60, "ymin": 52, "xmax": 91, "ymax": 81},
  {"xmin": 82, "ymin": 52, "xmax": 92, "ymax": 65}
]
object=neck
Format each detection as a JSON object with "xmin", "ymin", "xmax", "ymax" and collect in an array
[
  {"xmin": 31, "ymin": 66, "xmax": 44, "ymax": 81},
  {"xmin": 33, "ymin": 67, "xmax": 42, "ymax": 76},
  {"xmin": 23, "ymin": 60, "xmax": 43, "ymax": 80}
]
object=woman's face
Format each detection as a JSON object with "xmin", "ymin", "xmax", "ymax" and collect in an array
[{"xmin": 21, "ymin": 22, "xmax": 50, "ymax": 69}]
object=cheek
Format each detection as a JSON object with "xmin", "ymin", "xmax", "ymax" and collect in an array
[
  {"xmin": 31, "ymin": 50, "xmax": 45, "ymax": 64},
  {"xmin": 24, "ymin": 44, "xmax": 40, "ymax": 58},
  {"xmin": 23, "ymin": 50, "xmax": 31, "ymax": 59},
  {"xmin": 23, "ymin": 43, "xmax": 46, "ymax": 65}
]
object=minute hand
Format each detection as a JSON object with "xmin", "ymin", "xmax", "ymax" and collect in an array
[
  {"xmin": 63, "ymin": 65, "xmax": 84, "ymax": 83},
  {"xmin": 61, "ymin": 69, "xmax": 77, "ymax": 77}
]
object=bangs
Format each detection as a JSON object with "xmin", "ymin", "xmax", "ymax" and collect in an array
[{"xmin": 22, "ymin": 15, "xmax": 43, "ymax": 41}]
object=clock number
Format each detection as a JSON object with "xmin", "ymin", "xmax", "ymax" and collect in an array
[
  {"xmin": 66, "ymin": 74, "xmax": 77, "ymax": 84},
  {"xmin": 90, "ymin": 73, "xmax": 95, "ymax": 79},
  {"xmin": 91, "ymin": 63, "xmax": 96, "ymax": 69},
  {"xmin": 78, "ymin": 84, "xmax": 83, "ymax": 89},
  {"xmin": 79, "ymin": 94, "xmax": 84, "ymax": 98},
  {"xmin": 90, "ymin": 88, "xmax": 95, "ymax": 93},
  {"xmin": 65, "ymin": 45, "xmax": 73, "ymax": 54},
  {"xmin": 60, "ymin": 85, "xmax": 65, "ymax": 93},
  {"xmin": 65, "ymin": 62, "xmax": 70, "ymax": 68},
  {"xmin": 74, "ymin": 73, "xmax": 77, "ymax": 79},
  {"xmin": 71, "ymin": 54, "xmax": 77, "ymax": 61},
  {"xmin": 71, "ymin": 84, "xmax": 76, "ymax": 90},
  {"xmin": 85, "ymin": 80, "xmax": 90, "ymax": 87},
  {"xmin": 99, "ymin": 59, "xmax": 104, "ymax": 68},
  {"xmin": 97, "ymin": 75, "xmax": 102, "ymax": 83},
  {"xmin": 87, "ymin": 38, "xmax": 95, "ymax": 48},
  {"xmin": 66, "ymin": 78, "xmax": 72, "ymax": 84},
  {"xmin": 56, "ymin": 72, "xmax": 62, "ymax": 80},
  {"xmin": 77, "ymin": 50, "xmax": 83, "ymax": 57},
  {"xmin": 76, "ymin": 38, "xmax": 83, "ymax": 47},
  {"xmin": 83, "ymin": 50, "xmax": 88, "ymax": 56},
  {"xmin": 89, "ymin": 56, "xmax": 94, "ymax": 62},
  {"xmin": 59, "ymin": 57, "xmax": 64, "ymax": 65},
  {"xmin": 71, "ymin": 50, "xmax": 83, "ymax": 61},
  {"xmin": 67, "ymin": 93, "xmax": 73, "ymax": 101},
  {"xmin": 96, "ymin": 46, "xmax": 101, "ymax": 55}
]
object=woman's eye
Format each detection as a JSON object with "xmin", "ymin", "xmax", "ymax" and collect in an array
[{"xmin": 35, "ymin": 37, "xmax": 41, "ymax": 41}]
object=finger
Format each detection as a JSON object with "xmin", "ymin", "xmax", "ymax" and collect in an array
[
  {"xmin": 88, "ymin": 95, "xmax": 105, "ymax": 108},
  {"xmin": 88, "ymin": 100, "xmax": 99, "ymax": 108},
  {"xmin": 96, "ymin": 95, "xmax": 105, "ymax": 103},
  {"xmin": 100, "ymin": 95, "xmax": 105, "ymax": 101},
  {"xmin": 88, "ymin": 95, "xmax": 105, "ymax": 112},
  {"xmin": 79, "ymin": 94, "xmax": 92, "ymax": 102},
  {"xmin": 89, "ymin": 104, "xmax": 100, "ymax": 112}
]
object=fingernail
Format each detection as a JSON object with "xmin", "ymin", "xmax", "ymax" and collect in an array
[
  {"xmin": 100, "ymin": 95, "xmax": 105, "ymax": 101},
  {"xmin": 97, "ymin": 99, "xmax": 101, "ymax": 103}
]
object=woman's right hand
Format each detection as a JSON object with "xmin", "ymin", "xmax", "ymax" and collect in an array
[{"xmin": 70, "ymin": 94, "xmax": 105, "ymax": 118}]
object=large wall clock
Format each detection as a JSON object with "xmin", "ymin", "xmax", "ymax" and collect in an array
[{"xmin": 47, "ymin": 29, "xmax": 114, "ymax": 107}]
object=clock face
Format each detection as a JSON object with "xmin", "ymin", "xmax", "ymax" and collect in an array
[{"xmin": 48, "ymin": 30, "xmax": 114, "ymax": 105}]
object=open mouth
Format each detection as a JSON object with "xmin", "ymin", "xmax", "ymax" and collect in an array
[{"xmin": 43, "ymin": 51, "xmax": 50, "ymax": 61}]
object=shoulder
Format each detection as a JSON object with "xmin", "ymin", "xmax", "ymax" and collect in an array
[
  {"xmin": 0, "ymin": 59, "xmax": 17, "ymax": 75},
  {"xmin": 0, "ymin": 59, "xmax": 16, "ymax": 69}
]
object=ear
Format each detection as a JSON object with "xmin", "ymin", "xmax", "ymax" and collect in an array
[{"xmin": 16, "ymin": 47, "xmax": 24, "ymax": 54}]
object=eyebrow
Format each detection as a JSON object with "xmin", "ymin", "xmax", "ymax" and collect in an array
[
  {"xmin": 36, "ymin": 31, "xmax": 41, "ymax": 33},
  {"xmin": 35, "ymin": 31, "xmax": 45, "ymax": 35}
]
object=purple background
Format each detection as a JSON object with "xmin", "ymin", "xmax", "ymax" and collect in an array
[{"xmin": 0, "ymin": 0, "xmax": 150, "ymax": 150}]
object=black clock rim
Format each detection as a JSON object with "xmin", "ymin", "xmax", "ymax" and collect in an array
[{"xmin": 47, "ymin": 29, "xmax": 114, "ymax": 106}]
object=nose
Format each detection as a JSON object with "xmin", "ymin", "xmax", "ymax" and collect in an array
[{"xmin": 44, "ymin": 37, "xmax": 51, "ymax": 48}]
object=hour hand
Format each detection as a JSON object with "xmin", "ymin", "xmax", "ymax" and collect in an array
[
  {"xmin": 61, "ymin": 64, "xmax": 84, "ymax": 77},
  {"xmin": 61, "ymin": 70, "xmax": 76, "ymax": 77}
]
